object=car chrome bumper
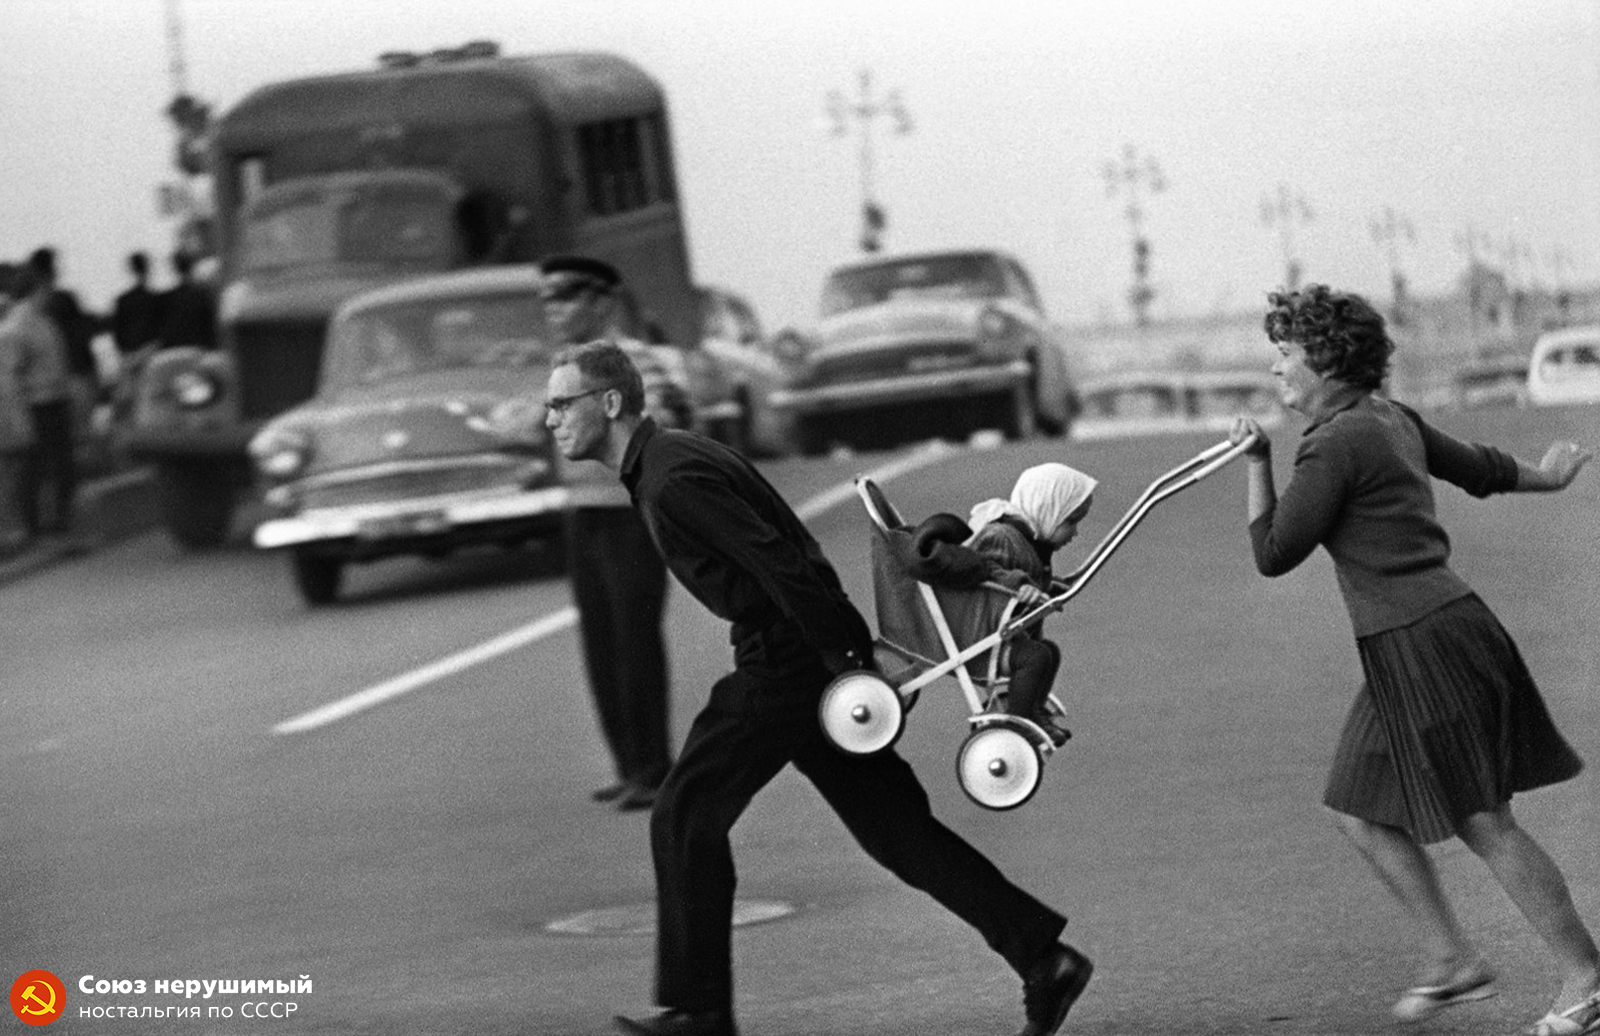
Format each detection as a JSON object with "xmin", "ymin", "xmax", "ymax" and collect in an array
[
  {"xmin": 767, "ymin": 361, "xmax": 1029, "ymax": 414},
  {"xmin": 253, "ymin": 485, "xmax": 571, "ymax": 549}
]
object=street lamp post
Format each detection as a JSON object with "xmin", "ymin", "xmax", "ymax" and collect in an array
[
  {"xmin": 162, "ymin": 0, "xmax": 214, "ymax": 259},
  {"xmin": 826, "ymin": 69, "xmax": 913, "ymax": 254},
  {"xmin": 1261, "ymin": 183, "xmax": 1313, "ymax": 290},
  {"xmin": 1102, "ymin": 143, "xmax": 1165, "ymax": 327},
  {"xmin": 1454, "ymin": 224, "xmax": 1495, "ymax": 357},
  {"xmin": 1369, "ymin": 205, "xmax": 1416, "ymax": 322}
]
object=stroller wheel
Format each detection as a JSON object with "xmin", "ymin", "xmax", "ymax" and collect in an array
[
  {"xmin": 956, "ymin": 724, "xmax": 1042, "ymax": 810},
  {"xmin": 819, "ymin": 671, "xmax": 905, "ymax": 755}
]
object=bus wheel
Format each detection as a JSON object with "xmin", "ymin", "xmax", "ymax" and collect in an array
[{"xmin": 156, "ymin": 462, "xmax": 237, "ymax": 550}]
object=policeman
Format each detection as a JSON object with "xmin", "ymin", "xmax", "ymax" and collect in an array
[
  {"xmin": 543, "ymin": 340, "xmax": 1094, "ymax": 1036},
  {"xmin": 539, "ymin": 255, "xmax": 675, "ymax": 812}
]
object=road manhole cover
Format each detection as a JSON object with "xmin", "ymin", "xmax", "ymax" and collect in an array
[{"xmin": 545, "ymin": 899, "xmax": 796, "ymax": 936}]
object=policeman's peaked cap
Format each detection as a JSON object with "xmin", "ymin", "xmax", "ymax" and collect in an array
[{"xmin": 539, "ymin": 255, "xmax": 622, "ymax": 290}]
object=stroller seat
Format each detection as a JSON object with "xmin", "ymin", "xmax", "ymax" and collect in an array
[{"xmin": 859, "ymin": 478, "xmax": 1024, "ymax": 706}]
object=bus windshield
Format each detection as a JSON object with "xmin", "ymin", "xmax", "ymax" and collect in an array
[
  {"xmin": 324, "ymin": 294, "xmax": 554, "ymax": 389},
  {"xmin": 240, "ymin": 183, "xmax": 457, "ymax": 272}
]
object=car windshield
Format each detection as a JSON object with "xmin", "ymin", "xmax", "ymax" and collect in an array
[
  {"xmin": 240, "ymin": 183, "xmax": 456, "ymax": 272},
  {"xmin": 324, "ymin": 294, "xmax": 553, "ymax": 389},
  {"xmin": 819, "ymin": 254, "xmax": 1006, "ymax": 316},
  {"xmin": 1542, "ymin": 343, "xmax": 1600, "ymax": 378}
]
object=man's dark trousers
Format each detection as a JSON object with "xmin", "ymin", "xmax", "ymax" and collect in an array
[
  {"xmin": 649, "ymin": 658, "xmax": 1067, "ymax": 1013},
  {"xmin": 567, "ymin": 507, "xmax": 673, "ymax": 789},
  {"xmin": 20, "ymin": 399, "xmax": 76, "ymax": 534}
]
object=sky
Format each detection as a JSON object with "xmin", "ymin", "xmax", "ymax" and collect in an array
[{"xmin": 3, "ymin": 0, "xmax": 1599, "ymax": 335}]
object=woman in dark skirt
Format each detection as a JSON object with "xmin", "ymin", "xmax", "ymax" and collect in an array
[{"xmin": 1228, "ymin": 284, "xmax": 1599, "ymax": 1036}]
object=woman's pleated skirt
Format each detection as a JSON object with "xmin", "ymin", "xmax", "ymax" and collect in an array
[{"xmin": 1323, "ymin": 593, "xmax": 1584, "ymax": 844}]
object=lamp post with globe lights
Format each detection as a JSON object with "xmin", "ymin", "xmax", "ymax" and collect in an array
[
  {"xmin": 826, "ymin": 69, "xmax": 913, "ymax": 253},
  {"xmin": 1102, "ymin": 143, "xmax": 1165, "ymax": 327}
]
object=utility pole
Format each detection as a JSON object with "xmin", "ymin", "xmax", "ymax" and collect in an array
[
  {"xmin": 1454, "ymin": 224, "xmax": 1495, "ymax": 359},
  {"xmin": 1261, "ymin": 183, "xmax": 1313, "ymax": 290},
  {"xmin": 1369, "ymin": 205, "xmax": 1416, "ymax": 323},
  {"xmin": 1547, "ymin": 244, "xmax": 1574, "ymax": 321},
  {"xmin": 826, "ymin": 69, "xmax": 913, "ymax": 254},
  {"xmin": 162, "ymin": 0, "xmax": 214, "ymax": 259},
  {"xmin": 1102, "ymin": 143, "xmax": 1164, "ymax": 327}
]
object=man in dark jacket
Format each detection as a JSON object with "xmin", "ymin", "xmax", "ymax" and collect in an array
[
  {"xmin": 543, "ymin": 340, "xmax": 1093, "ymax": 1036},
  {"xmin": 541, "ymin": 254, "xmax": 677, "ymax": 811},
  {"xmin": 111, "ymin": 251, "xmax": 163, "ymax": 359},
  {"xmin": 156, "ymin": 251, "xmax": 217, "ymax": 350}
]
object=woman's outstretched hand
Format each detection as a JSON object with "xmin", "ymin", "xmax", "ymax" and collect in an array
[
  {"xmin": 1230, "ymin": 416, "xmax": 1272, "ymax": 457},
  {"xmin": 1537, "ymin": 440, "xmax": 1593, "ymax": 489}
]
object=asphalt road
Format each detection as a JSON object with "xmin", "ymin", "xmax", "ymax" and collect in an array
[{"xmin": 2, "ymin": 405, "xmax": 1596, "ymax": 1036}]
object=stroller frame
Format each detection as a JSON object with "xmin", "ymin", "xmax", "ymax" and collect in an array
[{"xmin": 823, "ymin": 435, "xmax": 1257, "ymax": 809}]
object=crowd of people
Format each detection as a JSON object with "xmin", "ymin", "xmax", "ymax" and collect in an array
[{"xmin": 0, "ymin": 245, "xmax": 217, "ymax": 556}]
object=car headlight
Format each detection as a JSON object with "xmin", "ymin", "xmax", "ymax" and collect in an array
[
  {"xmin": 770, "ymin": 331, "xmax": 811, "ymax": 367},
  {"xmin": 976, "ymin": 307, "xmax": 1027, "ymax": 359},
  {"xmin": 171, "ymin": 368, "xmax": 222, "ymax": 409},
  {"xmin": 467, "ymin": 398, "xmax": 548, "ymax": 447},
  {"xmin": 248, "ymin": 426, "xmax": 312, "ymax": 478}
]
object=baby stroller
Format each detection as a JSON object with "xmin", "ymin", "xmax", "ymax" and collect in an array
[{"xmin": 819, "ymin": 436, "xmax": 1258, "ymax": 810}]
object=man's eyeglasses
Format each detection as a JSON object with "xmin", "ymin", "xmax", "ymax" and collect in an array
[{"xmin": 543, "ymin": 387, "xmax": 608, "ymax": 415}]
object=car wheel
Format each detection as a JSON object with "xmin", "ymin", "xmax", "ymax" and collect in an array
[
  {"xmin": 292, "ymin": 551, "xmax": 344, "ymax": 607},
  {"xmin": 156, "ymin": 462, "xmax": 237, "ymax": 550},
  {"xmin": 723, "ymin": 389, "xmax": 753, "ymax": 454},
  {"xmin": 1001, "ymin": 382, "xmax": 1037, "ymax": 441},
  {"xmin": 796, "ymin": 418, "xmax": 830, "ymax": 457}
]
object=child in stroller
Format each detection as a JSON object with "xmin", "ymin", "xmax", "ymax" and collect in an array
[{"xmin": 896, "ymin": 462, "xmax": 1097, "ymax": 745}]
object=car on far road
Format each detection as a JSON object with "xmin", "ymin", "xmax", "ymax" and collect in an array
[
  {"xmin": 707, "ymin": 249, "xmax": 1077, "ymax": 456},
  {"xmin": 1452, "ymin": 355, "xmax": 1530, "ymax": 409},
  {"xmin": 1527, "ymin": 325, "xmax": 1600, "ymax": 406},
  {"xmin": 1070, "ymin": 369, "xmax": 1284, "ymax": 442},
  {"xmin": 247, "ymin": 266, "xmax": 569, "ymax": 606}
]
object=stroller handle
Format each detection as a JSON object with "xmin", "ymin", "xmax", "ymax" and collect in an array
[{"xmin": 1006, "ymin": 434, "xmax": 1258, "ymax": 628}]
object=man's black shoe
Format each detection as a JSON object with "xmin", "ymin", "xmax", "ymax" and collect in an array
[
  {"xmin": 591, "ymin": 781, "xmax": 630, "ymax": 803},
  {"xmin": 1017, "ymin": 942, "xmax": 1093, "ymax": 1036},
  {"xmin": 613, "ymin": 1008, "xmax": 737, "ymax": 1036}
]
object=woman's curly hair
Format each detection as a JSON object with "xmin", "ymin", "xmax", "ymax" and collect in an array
[{"xmin": 1263, "ymin": 284, "xmax": 1393, "ymax": 390}]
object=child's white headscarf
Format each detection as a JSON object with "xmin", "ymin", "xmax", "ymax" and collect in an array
[{"xmin": 967, "ymin": 462, "xmax": 1098, "ymax": 541}]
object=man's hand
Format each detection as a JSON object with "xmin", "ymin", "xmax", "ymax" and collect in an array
[{"xmin": 821, "ymin": 646, "xmax": 873, "ymax": 677}]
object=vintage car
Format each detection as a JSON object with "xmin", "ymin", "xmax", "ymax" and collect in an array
[
  {"xmin": 1527, "ymin": 325, "xmax": 1600, "ymax": 406},
  {"xmin": 694, "ymin": 284, "xmax": 768, "ymax": 452},
  {"xmin": 704, "ymin": 250, "xmax": 1077, "ymax": 455},
  {"xmin": 248, "ymin": 263, "xmax": 695, "ymax": 606},
  {"xmin": 1070, "ymin": 369, "xmax": 1284, "ymax": 442}
]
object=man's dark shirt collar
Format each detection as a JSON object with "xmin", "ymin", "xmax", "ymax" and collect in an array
[{"xmin": 619, "ymin": 416, "xmax": 659, "ymax": 493}]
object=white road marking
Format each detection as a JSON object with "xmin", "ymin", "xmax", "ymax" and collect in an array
[{"xmin": 272, "ymin": 440, "xmax": 957, "ymax": 735}]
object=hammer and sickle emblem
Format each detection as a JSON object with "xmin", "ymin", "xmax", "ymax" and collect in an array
[{"xmin": 19, "ymin": 983, "xmax": 56, "ymax": 1015}]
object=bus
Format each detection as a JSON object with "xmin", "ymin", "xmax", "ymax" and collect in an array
[{"xmin": 127, "ymin": 42, "xmax": 696, "ymax": 547}]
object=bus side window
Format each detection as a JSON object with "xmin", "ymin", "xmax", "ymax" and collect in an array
[{"xmin": 579, "ymin": 114, "xmax": 673, "ymax": 216}]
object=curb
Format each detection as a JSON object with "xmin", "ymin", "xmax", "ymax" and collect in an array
[{"xmin": 0, "ymin": 466, "xmax": 160, "ymax": 586}]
